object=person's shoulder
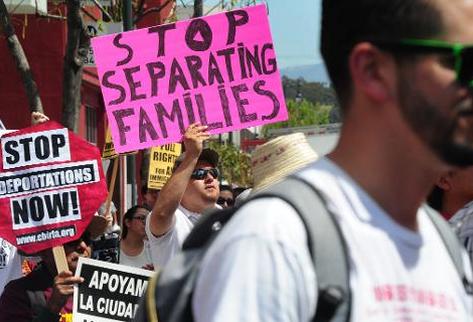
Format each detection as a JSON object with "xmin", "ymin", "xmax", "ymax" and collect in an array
[
  {"xmin": 450, "ymin": 203, "xmax": 473, "ymax": 239},
  {"xmin": 0, "ymin": 267, "xmax": 44, "ymax": 322},
  {"xmin": 5, "ymin": 262, "xmax": 42, "ymax": 286},
  {"xmin": 220, "ymin": 197, "xmax": 308, "ymax": 248},
  {"xmin": 298, "ymin": 157, "xmax": 345, "ymax": 181},
  {"xmin": 175, "ymin": 207, "xmax": 197, "ymax": 227},
  {"xmin": 450, "ymin": 201, "xmax": 473, "ymax": 225},
  {"xmin": 1, "ymin": 271, "xmax": 34, "ymax": 303}
]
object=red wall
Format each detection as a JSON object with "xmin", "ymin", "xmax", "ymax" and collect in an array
[
  {"xmin": 0, "ymin": 7, "xmax": 67, "ymax": 130},
  {"xmin": 0, "ymin": 0, "xmax": 173, "ymax": 136},
  {"xmin": 0, "ymin": 0, "xmax": 175, "ymax": 206}
]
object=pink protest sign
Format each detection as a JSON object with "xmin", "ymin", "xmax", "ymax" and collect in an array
[{"xmin": 92, "ymin": 4, "xmax": 287, "ymax": 153}]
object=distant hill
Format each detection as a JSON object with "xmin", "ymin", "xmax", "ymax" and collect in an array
[{"xmin": 280, "ymin": 63, "xmax": 330, "ymax": 83}]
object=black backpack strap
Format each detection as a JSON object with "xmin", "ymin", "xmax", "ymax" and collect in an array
[
  {"xmin": 183, "ymin": 207, "xmax": 237, "ymax": 249},
  {"xmin": 146, "ymin": 175, "xmax": 351, "ymax": 322},
  {"xmin": 254, "ymin": 176, "xmax": 351, "ymax": 322},
  {"xmin": 424, "ymin": 205, "xmax": 473, "ymax": 295}
]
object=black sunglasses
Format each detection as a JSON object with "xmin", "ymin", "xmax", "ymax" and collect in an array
[
  {"xmin": 191, "ymin": 168, "xmax": 219, "ymax": 180},
  {"xmin": 217, "ymin": 197, "xmax": 234, "ymax": 206},
  {"xmin": 133, "ymin": 215, "xmax": 147, "ymax": 223},
  {"xmin": 370, "ymin": 38, "xmax": 473, "ymax": 87}
]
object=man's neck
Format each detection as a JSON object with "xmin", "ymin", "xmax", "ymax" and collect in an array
[
  {"xmin": 329, "ymin": 115, "xmax": 444, "ymax": 231},
  {"xmin": 124, "ymin": 233, "xmax": 144, "ymax": 247},
  {"xmin": 443, "ymin": 195, "xmax": 473, "ymax": 217},
  {"xmin": 180, "ymin": 201, "xmax": 215, "ymax": 215}
]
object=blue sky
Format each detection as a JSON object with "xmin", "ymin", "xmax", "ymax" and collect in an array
[
  {"xmin": 265, "ymin": 0, "xmax": 322, "ymax": 68},
  {"xmin": 205, "ymin": 0, "xmax": 322, "ymax": 69}
]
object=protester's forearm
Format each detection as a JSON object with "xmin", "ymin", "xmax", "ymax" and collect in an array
[{"xmin": 150, "ymin": 156, "xmax": 197, "ymax": 236}]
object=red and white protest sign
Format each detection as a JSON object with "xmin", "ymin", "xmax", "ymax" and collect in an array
[
  {"xmin": 0, "ymin": 121, "xmax": 107, "ymax": 253},
  {"xmin": 92, "ymin": 4, "xmax": 288, "ymax": 153}
]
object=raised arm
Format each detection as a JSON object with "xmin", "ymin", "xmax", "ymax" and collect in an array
[
  {"xmin": 149, "ymin": 123, "xmax": 210, "ymax": 237},
  {"xmin": 31, "ymin": 112, "xmax": 49, "ymax": 125}
]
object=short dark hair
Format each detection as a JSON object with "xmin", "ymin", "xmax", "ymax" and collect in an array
[
  {"xmin": 427, "ymin": 185, "xmax": 444, "ymax": 212},
  {"xmin": 321, "ymin": 0, "xmax": 444, "ymax": 109},
  {"xmin": 219, "ymin": 184, "xmax": 233, "ymax": 193},
  {"xmin": 141, "ymin": 184, "xmax": 159, "ymax": 196},
  {"xmin": 141, "ymin": 184, "xmax": 148, "ymax": 196}
]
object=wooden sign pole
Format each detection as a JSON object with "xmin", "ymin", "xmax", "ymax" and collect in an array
[
  {"xmin": 105, "ymin": 157, "xmax": 119, "ymax": 224},
  {"xmin": 119, "ymin": 155, "xmax": 127, "ymax": 225},
  {"xmin": 53, "ymin": 245, "xmax": 69, "ymax": 273},
  {"xmin": 53, "ymin": 159, "xmax": 120, "ymax": 274},
  {"xmin": 105, "ymin": 158, "xmax": 119, "ymax": 214}
]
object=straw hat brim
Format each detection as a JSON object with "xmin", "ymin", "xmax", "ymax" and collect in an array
[{"xmin": 251, "ymin": 133, "xmax": 318, "ymax": 192}]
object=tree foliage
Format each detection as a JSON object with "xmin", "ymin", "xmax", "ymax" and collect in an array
[
  {"xmin": 262, "ymin": 99, "xmax": 332, "ymax": 137},
  {"xmin": 207, "ymin": 140, "xmax": 252, "ymax": 187},
  {"xmin": 282, "ymin": 76, "xmax": 338, "ymax": 107},
  {"xmin": 281, "ymin": 76, "xmax": 342, "ymax": 124}
]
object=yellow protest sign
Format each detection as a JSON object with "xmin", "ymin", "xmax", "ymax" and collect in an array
[
  {"xmin": 102, "ymin": 126, "xmax": 118, "ymax": 159},
  {"xmin": 148, "ymin": 144, "xmax": 182, "ymax": 189}
]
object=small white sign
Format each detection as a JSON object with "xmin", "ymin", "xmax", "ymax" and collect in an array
[
  {"xmin": 73, "ymin": 258, "xmax": 154, "ymax": 322},
  {"xmin": 2, "ymin": 128, "xmax": 70, "ymax": 170}
]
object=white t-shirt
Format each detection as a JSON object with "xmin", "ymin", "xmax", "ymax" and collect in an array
[
  {"xmin": 0, "ymin": 238, "xmax": 21, "ymax": 296},
  {"xmin": 119, "ymin": 240, "xmax": 153, "ymax": 269},
  {"xmin": 193, "ymin": 158, "xmax": 473, "ymax": 322},
  {"xmin": 146, "ymin": 205, "xmax": 219, "ymax": 269}
]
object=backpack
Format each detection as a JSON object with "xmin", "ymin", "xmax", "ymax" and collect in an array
[{"xmin": 135, "ymin": 176, "xmax": 471, "ymax": 322}]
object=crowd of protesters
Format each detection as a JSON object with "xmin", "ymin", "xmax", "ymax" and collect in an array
[
  {"xmin": 0, "ymin": 116, "xmax": 254, "ymax": 321},
  {"xmin": 3, "ymin": 0, "xmax": 473, "ymax": 321},
  {"xmin": 0, "ymin": 108, "xmax": 315, "ymax": 321}
]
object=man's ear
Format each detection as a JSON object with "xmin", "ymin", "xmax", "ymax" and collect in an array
[
  {"xmin": 437, "ymin": 172, "xmax": 454, "ymax": 191},
  {"xmin": 349, "ymin": 42, "xmax": 396, "ymax": 103}
]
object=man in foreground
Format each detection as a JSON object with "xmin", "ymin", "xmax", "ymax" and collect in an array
[
  {"xmin": 192, "ymin": 0, "xmax": 473, "ymax": 321},
  {"xmin": 146, "ymin": 123, "xmax": 220, "ymax": 268}
]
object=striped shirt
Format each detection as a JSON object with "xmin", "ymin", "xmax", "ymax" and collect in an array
[{"xmin": 450, "ymin": 200, "xmax": 473, "ymax": 267}]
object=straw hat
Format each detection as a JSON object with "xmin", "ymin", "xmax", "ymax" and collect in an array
[{"xmin": 251, "ymin": 133, "xmax": 318, "ymax": 191}]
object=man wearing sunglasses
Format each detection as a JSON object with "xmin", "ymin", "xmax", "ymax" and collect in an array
[
  {"xmin": 192, "ymin": 1, "xmax": 473, "ymax": 321},
  {"xmin": 146, "ymin": 123, "xmax": 220, "ymax": 269}
]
